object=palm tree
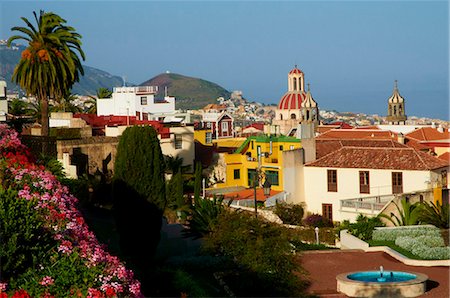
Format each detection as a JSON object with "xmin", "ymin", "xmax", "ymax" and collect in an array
[
  {"xmin": 53, "ymin": 93, "xmax": 82, "ymax": 113},
  {"xmin": 418, "ymin": 201, "xmax": 449, "ymax": 229},
  {"xmin": 84, "ymin": 88, "xmax": 112, "ymax": 114},
  {"xmin": 8, "ymin": 98, "xmax": 33, "ymax": 132},
  {"xmin": 7, "ymin": 10, "xmax": 85, "ymax": 137},
  {"xmin": 96, "ymin": 87, "xmax": 112, "ymax": 99},
  {"xmin": 379, "ymin": 198, "xmax": 422, "ymax": 226}
]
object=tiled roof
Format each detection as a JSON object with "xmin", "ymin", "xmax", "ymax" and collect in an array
[
  {"xmin": 317, "ymin": 129, "xmax": 396, "ymax": 140},
  {"xmin": 406, "ymin": 127, "xmax": 450, "ymax": 141},
  {"xmin": 223, "ymin": 188, "xmax": 281, "ymax": 202},
  {"xmin": 316, "ymin": 125, "xmax": 340, "ymax": 134},
  {"xmin": 278, "ymin": 92, "xmax": 306, "ymax": 110},
  {"xmin": 315, "ymin": 139, "xmax": 407, "ymax": 159},
  {"xmin": 307, "ymin": 146, "xmax": 448, "ymax": 170},
  {"xmin": 438, "ymin": 152, "xmax": 450, "ymax": 163}
]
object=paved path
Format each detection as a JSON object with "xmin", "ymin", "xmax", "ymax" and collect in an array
[{"xmin": 299, "ymin": 250, "xmax": 449, "ymax": 297}]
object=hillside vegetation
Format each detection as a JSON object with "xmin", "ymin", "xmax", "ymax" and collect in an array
[{"xmin": 141, "ymin": 73, "xmax": 231, "ymax": 110}]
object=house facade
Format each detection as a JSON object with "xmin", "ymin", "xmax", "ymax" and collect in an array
[
  {"xmin": 97, "ymin": 86, "xmax": 176, "ymax": 120},
  {"xmin": 283, "ymin": 138, "xmax": 449, "ymax": 222},
  {"xmin": 220, "ymin": 135, "xmax": 301, "ymax": 191},
  {"xmin": 0, "ymin": 80, "xmax": 7, "ymax": 122},
  {"xmin": 201, "ymin": 111, "xmax": 234, "ymax": 139}
]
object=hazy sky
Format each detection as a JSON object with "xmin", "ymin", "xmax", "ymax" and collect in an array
[{"xmin": 1, "ymin": 1, "xmax": 448, "ymax": 119}]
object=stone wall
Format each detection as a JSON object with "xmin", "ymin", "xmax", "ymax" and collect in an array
[{"xmin": 57, "ymin": 136, "xmax": 119, "ymax": 177}]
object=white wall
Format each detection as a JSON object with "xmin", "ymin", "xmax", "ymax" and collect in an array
[
  {"xmin": 303, "ymin": 167, "xmax": 432, "ymax": 222},
  {"xmin": 159, "ymin": 126, "xmax": 195, "ymax": 168}
]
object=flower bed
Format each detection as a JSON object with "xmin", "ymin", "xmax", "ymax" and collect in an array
[
  {"xmin": 372, "ymin": 225, "xmax": 440, "ymax": 242},
  {"xmin": 0, "ymin": 124, "xmax": 141, "ymax": 297}
]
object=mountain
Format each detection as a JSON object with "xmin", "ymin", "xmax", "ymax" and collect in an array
[
  {"xmin": 141, "ymin": 73, "xmax": 231, "ymax": 110},
  {"xmin": 0, "ymin": 42, "xmax": 125, "ymax": 96}
]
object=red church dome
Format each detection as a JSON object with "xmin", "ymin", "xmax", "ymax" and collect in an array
[{"xmin": 277, "ymin": 92, "xmax": 306, "ymax": 110}]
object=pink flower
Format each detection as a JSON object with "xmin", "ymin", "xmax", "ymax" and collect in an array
[
  {"xmin": 40, "ymin": 276, "xmax": 54, "ymax": 286},
  {"xmin": 0, "ymin": 282, "xmax": 7, "ymax": 292}
]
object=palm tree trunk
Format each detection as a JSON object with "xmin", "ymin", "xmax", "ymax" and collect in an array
[
  {"xmin": 41, "ymin": 97, "xmax": 49, "ymax": 136},
  {"xmin": 41, "ymin": 97, "xmax": 49, "ymax": 155}
]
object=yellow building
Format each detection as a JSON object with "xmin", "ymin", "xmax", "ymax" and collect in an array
[{"xmin": 222, "ymin": 135, "xmax": 301, "ymax": 191}]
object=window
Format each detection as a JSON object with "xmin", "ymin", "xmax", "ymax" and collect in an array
[
  {"xmin": 174, "ymin": 134, "xmax": 182, "ymax": 149},
  {"xmin": 206, "ymin": 122, "xmax": 211, "ymax": 128},
  {"xmin": 136, "ymin": 111, "xmax": 141, "ymax": 118},
  {"xmin": 392, "ymin": 172, "xmax": 403, "ymax": 194},
  {"xmin": 140, "ymin": 96, "xmax": 147, "ymax": 105},
  {"xmin": 327, "ymin": 169, "xmax": 337, "ymax": 192},
  {"xmin": 290, "ymin": 145, "xmax": 295, "ymax": 150},
  {"xmin": 266, "ymin": 170, "xmax": 279, "ymax": 186},
  {"xmin": 280, "ymin": 114, "xmax": 283, "ymax": 120},
  {"xmin": 293, "ymin": 78, "xmax": 297, "ymax": 91},
  {"xmin": 290, "ymin": 113, "xmax": 296, "ymax": 119},
  {"xmin": 205, "ymin": 132, "xmax": 212, "ymax": 144},
  {"xmin": 279, "ymin": 145, "xmax": 283, "ymax": 151},
  {"xmin": 248, "ymin": 169, "xmax": 257, "ymax": 187},
  {"xmin": 234, "ymin": 169, "xmax": 240, "ymax": 180},
  {"xmin": 322, "ymin": 204, "xmax": 333, "ymax": 222},
  {"xmin": 142, "ymin": 113, "xmax": 148, "ymax": 120},
  {"xmin": 251, "ymin": 141, "xmax": 254, "ymax": 149},
  {"xmin": 359, "ymin": 171, "xmax": 370, "ymax": 194}
]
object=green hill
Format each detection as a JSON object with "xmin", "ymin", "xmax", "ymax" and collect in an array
[
  {"xmin": 141, "ymin": 73, "xmax": 231, "ymax": 110},
  {"xmin": 0, "ymin": 43, "xmax": 125, "ymax": 96}
]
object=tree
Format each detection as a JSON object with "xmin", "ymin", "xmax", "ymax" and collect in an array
[
  {"xmin": 164, "ymin": 155, "xmax": 184, "ymax": 174},
  {"xmin": 114, "ymin": 125, "xmax": 166, "ymax": 209},
  {"xmin": 7, "ymin": 10, "xmax": 85, "ymax": 137},
  {"xmin": 193, "ymin": 162, "xmax": 202, "ymax": 200},
  {"xmin": 419, "ymin": 201, "xmax": 449, "ymax": 228},
  {"xmin": 379, "ymin": 198, "xmax": 422, "ymax": 226},
  {"xmin": 96, "ymin": 87, "xmax": 112, "ymax": 99},
  {"xmin": 8, "ymin": 98, "xmax": 33, "ymax": 132},
  {"xmin": 52, "ymin": 93, "xmax": 82, "ymax": 113},
  {"xmin": 85, "ymin": 88, "xmax": 112, "ymax": 114}
]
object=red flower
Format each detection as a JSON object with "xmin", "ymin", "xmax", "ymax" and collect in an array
[
  {"xmin": 0, "ymin": 293, "xmax": 8, "ymax": 298},
  {"xmin": 105, "ymin": 287, "xmax": 116, "ymax": 298},
  {"xmin": 12, "ymin": 289, "xmax": 31, "ymax": 298}
]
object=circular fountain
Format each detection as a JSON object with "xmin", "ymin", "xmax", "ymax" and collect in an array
[{"xmin": 336, "ymin": 266, "xmax": 428, "ymax": 297}]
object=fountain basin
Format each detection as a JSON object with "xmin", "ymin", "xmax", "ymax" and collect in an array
[{"xmin": 337, "ymin": 271, "xmax": 428, "ymax": 297}]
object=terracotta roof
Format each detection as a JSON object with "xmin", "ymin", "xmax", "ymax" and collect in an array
[
  {"xmin": 317, "ymin": 129, "xmax": 396, "ymax": 140},
  {"xmin": 278, "ymin": 92, "xmax": 306, "ymax": 110},
  {"xmin": 289, "ymin": 66, "xmax": 303, "ymax": 75},
  {"xmin": 316, "ymin": 125, "xmax": 340, "ymax": 134},
  {"xmin": 223, "ymin": 188, "xmax": 281, "ymax": 202},
  {"xmin": 315, "ymin": 139, "xmax": 407, "ymax": 159},
  {"xmin": 307, "ymin": 147, "xmax": 448, "ymax": 170},
  {"xmin": 404, "ymin": 137, "xmax": 431, "ymax": 151},
  {"xmin": 354, "ymin": 125, "xmax": 380, "ymax": 130},
  {"xmin": 438, "ymin": 152, "xmax": 450, "ymax": 164},
  {"xmin": 329, "ymin": 122, "xmax": 354, "ymax": 129},
  {"xmin": 406, "ymin": 127, "xmax": 450, "ymax": 141}
]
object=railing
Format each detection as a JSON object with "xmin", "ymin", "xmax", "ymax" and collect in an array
[
  {"xmin": 340, "ymin": 194, "xmax": 396, "ymax": 214},
  {"xmin": 113, "ymin": 86, "xmax": 158, "ymax": 94}
]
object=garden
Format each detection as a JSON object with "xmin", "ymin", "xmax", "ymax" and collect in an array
[{"xmin": 339, "ymin": 199, "xmax": 450, "ymax": 261}]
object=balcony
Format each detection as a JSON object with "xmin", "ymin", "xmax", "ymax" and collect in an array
[{"xmin": 113, "ymin": 86, "xmax": 158, "ymax": 94}]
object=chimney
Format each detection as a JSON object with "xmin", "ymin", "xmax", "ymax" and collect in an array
[
  {"xmin": 397, "ymin": 132, "xmax": 405, "ymax": 144},
  {"xmin": 438, "ymin": 125, "xmax": 444, "ymax": 133}
]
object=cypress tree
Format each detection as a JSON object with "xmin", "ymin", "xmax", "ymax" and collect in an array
[
  {"xmin": 114, "ymin": 125, "xmax": 166, "ymax": 210},
  {"xmin": 194, "ymin": 162, "xmax": 202, "ymax": 200}
]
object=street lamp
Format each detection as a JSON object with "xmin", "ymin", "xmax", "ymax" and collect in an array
[{"xmin": 253, "ymin": 175, "xmax": 272, "ymax": 218}]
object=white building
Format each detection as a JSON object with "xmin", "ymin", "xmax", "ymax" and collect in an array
[
  {"xmin": 97, "ymin": 86, "xmax": 176, "ymax": 120},
  {"xmin": 0, "ymin": 80, "xmax": 7, "ymax": 122},
  {"xmin": 283, "ymin": 138, "xmax": 449, "ymax": 222}
]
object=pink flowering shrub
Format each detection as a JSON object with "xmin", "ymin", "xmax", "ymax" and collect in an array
[{"xmin": 0, "ymin": 125, "xmax": 142, "ymax": 297}]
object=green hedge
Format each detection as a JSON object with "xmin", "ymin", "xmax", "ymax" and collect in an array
[
  {"xmin": 395, "ymin": 236, "xmax": 450, "ymax": 260},
  {"xmin": 49, "ymin": 128, "xmax": 81, "ymax": 140},
  {"xmin": 372, "ymin": 225, "xmax": 440, "ymax": 242}
]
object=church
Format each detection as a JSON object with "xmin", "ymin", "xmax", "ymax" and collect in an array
[{"xmin": 272, "ymin": 66, "xmax": 319, "ymax": 136}]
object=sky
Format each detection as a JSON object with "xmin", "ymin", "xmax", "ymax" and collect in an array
[{"xmin": 0, "ymin": 0, "xmax": 449, "ymax": 120}]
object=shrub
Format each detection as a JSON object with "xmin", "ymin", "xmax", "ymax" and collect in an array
[
  {"xmin": 347, "ymin": 214, "xmax": 385, "ymax": 241},
  {"xmin": 379, "ymin": 198, "xmax": 422, "ymax": 226},
  {"xmin": 372, "ymin": 226, "xmax": 440, "ymax": 242},
  {"xmin": 303, "ymin": 213, "xmax": 333, "ymax": 228},
  {"xmin": 184, "ymin": 196, "xmax": 228, "ymax": 239},
  {"xmin": 287, "ymin": 227, "xmax": 337, "ymax": 245},
  {"xmin": 0, "ymin": 187, "xmax": 56, "ymax": 281},
  {"xmin": 395, "ymin": 236, "xmax": 450, "ymax": 260},
  {"xmin": 274, "ymin": 203, "xmax": 304, "ymax": 225},
  {"xmin": 203, "ymin": 211, "xmax": 302, "ymax": 296},
  {"xmin": 49, "ymin": 127, "xmax": 81, "ymax": 140}
]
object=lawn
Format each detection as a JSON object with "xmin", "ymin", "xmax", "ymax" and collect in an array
[{"xmin": 367, "ymin": 240, "xmax": 424, "ymax": 260}]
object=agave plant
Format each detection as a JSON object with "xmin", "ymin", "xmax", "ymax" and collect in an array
[
  {"xmin": 379, "ymin": 198, "xmax": 422, "ymax": 226},
  {"xmin": 184, "ymin": 195, "xmax": 231, "ymax": 239},
  {"xmin": 419, "ymin": 201, "xmax": 449, "ymax": 229}
]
